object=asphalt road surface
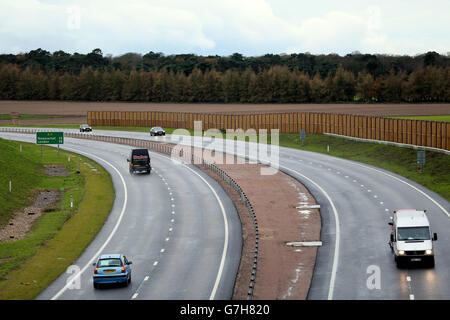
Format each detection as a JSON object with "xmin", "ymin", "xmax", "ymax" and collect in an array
[
  {"xmin": 2, "ymin": 128, "xmax": 449, "ymax": 300},
  {"xmin": 0, "ymin": 132, "xmax": 241, "ymax": 300},
  {"xmin": 85, "ymin": 128, "xmax": 450, "ymax": 300}
]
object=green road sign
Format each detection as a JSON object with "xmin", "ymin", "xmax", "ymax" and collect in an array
[{"xmin": 36, "ymin": 132, "xmax": 64, "ymax": 145}]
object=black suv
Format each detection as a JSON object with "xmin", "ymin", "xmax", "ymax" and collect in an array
[
  {"xmin": 127, "ymin": 149, "xmax": 151, "ymax": 174},
  {"xmin": 150, "ymin": 127, "xmax": 166, "ymax": 136}
]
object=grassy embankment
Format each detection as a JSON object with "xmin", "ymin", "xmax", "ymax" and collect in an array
[
  {"xmin": 1, "ymin": 121, "xmax": 449, "ymax": 202},
  {"xmin": 0, "ymin": 138, "xmax": 114, "ymax": 299},
  {"xmin": 389, "ymin": 115, "xmax": 450, "ymax": 122}
]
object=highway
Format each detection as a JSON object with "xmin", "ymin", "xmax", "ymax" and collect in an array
[
  {"xmin": 1, "ymin": 128, "xmax": 449, "ymax": 300},
  {"xmin": 0, "ymin": 132, "xmax": 241, "ymax": 300},
  {"xmin": 279, "ymin": 149, "xmax": 450, "ymax": 300}
]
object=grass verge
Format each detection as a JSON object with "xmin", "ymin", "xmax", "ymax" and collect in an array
[
  {"xmin": 389, "ymin": 115, "xmax": 450, "ymax": 122},
  {"xmin": 0, "ymin": 138, "xmax": 114, "ymax": 299}
]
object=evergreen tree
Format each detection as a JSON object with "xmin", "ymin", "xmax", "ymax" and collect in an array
[
  {"xmin": 356, "ymin": 72, "xmax": 374, "ymax": 102},
  {"xmin": 310, "ymin": 71, "xmax": 326, "ymax": 102},
  {"xmin": 122, "ymin": 69, "xmax": 143, "ymax": 101}
]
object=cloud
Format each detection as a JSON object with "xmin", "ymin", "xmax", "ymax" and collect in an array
[
  {"xmin": 78, "ymin": 2, "xmax": 215, "ymax": 54},
  {"xmin": 287, "ymin": 11, "xmax": 366, "ymax": 54},
  {"xmin": 0, "ymin": 0, "xmax": 449, "ymax": 56},
  {"xmin": 286, "ymin": 6, "xmax": 450, "ymax": 55},
  {"xmin": 181, "ymin": 0, "xmax": 303, "ymax": 55},
  {"xmin": 0, "ymin": 0, "xmax": 215, "ymax": 54}
]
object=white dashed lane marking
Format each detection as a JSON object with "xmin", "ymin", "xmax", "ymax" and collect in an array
[
  {"xmin": 131, "ymin": 167, "xmax": 176, "ymax": 300},
  {"xmin": 306, "ymin": 162, "xmax": 388, "ymax": 214}
]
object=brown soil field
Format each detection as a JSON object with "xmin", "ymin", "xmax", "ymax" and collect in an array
[
  {"xmin": 0, "ymin": 116, "xmax": 86, "ymax": 125},
  {"xmin": 1, "ymin": 101, "xmax": 449, "ymax": 117}
]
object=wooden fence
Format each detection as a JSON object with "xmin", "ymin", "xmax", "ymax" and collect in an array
[{"xmin": 87, "ymin": 111, "xmax": 450, "ymax": 151}]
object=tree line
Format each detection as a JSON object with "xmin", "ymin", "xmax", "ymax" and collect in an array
[
  {"xmin": 1, "ymin": 48, "xmax": 449, "ymax": 76},
  {"xmin": 1, "ymin": 62, "xmax": 448, "ymax": 103}
]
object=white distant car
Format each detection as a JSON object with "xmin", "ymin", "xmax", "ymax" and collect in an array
[
  {"xmin": 389, "ymin": 209, "xmax": 437, "ymax": 268},
  {"xmin": 80, "ymin": 124, "xmax": 92, "ymax": 132}
]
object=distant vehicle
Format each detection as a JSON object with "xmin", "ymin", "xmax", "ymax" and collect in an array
[
  {"xmin": 150, "ymin": 126, "xmax": 165, "ymax": 136},
  {"xmin": 80, "ymin": 124, "xmax": 92, "ymax": 132},
  {"xmin": 92, "ymin": 254, "xmax": 132, "ymax": 288},
  {"xmin": 389, "ymin": 209, "xmax": 437, "ymax": 268},
  {"xmin": 128, "ymin": 149, "xmax": 151, "ymax": 174}
]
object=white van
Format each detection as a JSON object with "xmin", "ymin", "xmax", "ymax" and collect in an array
[{"xmin": 388, "ymin": 209, "xmax": 437, "ymax": 268}]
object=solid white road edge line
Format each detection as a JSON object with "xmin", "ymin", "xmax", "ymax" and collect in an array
[
  {"xmin": 0, "ymin": 135, "xmax": 129, "ymax": 300},
  {"xmin": 197, "ymin": 141, "xmax": 339, "ymax": 301},
  {"xmin": 0, "ymin": 133, "xmax": 228, "ymax": 300},
  {"xmin": 72, "ymin": 138, "xmax": 227, "ymax": 300},
  {"xmin": 20, "ymin": 131, "xmax": 449, "ymax": 300},
  {"xmin": 50, "ymin": 146, "xmax": 128, "ymax": 300},
  {"xmin": 278, "ymin": 164, "xmax": 340, "ymax": 301},
  {"xmin": 150, "ymin": 152, "xmax": 229, "ymax": 301},
  {"xmin": 184, "ymin": 165, "xmax": 229, "ymax": 301},
  {"xmin": 351, "ymin": 162, "xmax": 450, "ymax": 218}
]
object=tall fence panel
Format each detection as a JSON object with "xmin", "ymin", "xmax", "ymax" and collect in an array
[{"xmin": 87, "ymin": 111, "xmax": 450, "ymax": 151}]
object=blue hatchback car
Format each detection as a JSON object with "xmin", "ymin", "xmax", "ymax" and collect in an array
[{"xmin": 92, "ymin": 254, "xmax": 132, "ymax": 288}]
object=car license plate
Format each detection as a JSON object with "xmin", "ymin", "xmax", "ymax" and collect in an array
[
  {"xmin": 104, "ymin": 270, "xmax": 115, "ymax": 273},
  {"xmin": 411, "ymin": 258, "xmax": 421, "ymax": 262}
]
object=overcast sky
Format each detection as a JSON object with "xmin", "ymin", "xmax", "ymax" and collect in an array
[{"xmin": 1, "ymin": 0, "xmax": 449, "ymax": 57}]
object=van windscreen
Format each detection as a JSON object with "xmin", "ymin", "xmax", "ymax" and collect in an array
[{"xmin": 397, "ymin": 226, "xmax": 430, "ymax": 241}]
